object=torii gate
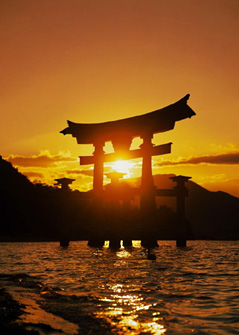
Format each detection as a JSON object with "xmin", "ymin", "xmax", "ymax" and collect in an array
[{"xmin": 61, "ymin": 94, "xmax": 196, "ymax": 215}]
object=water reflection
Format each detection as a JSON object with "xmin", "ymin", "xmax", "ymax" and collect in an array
[
  {"xmin": 104, "ymin": 240, "xmax": 142, "ymax": 249},
  {"xmin": 97, "ymin": 286, "xmax": 166, "ymax": 334},
  {"xmin": 99, "ymin": 243, "xmax": 163, "ymax": 334},
  {"xmin": 96, "ymin": 257, "xmax": 166, "ymax": 335}
]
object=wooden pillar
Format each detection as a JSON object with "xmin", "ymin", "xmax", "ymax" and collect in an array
[
  {"xmin": 88, "ymin": 141, "xmax": 105, "ymax": 248},
  {"xmin": 93, "ymin": 141, "xmax": 105, "ymax": 194},
  {"xmin": 140, "ymin": 134, "xmax": 158, "ymax": 248},
  {"xmin": 60, "ymin": 238, "xmax": 69, "ymax": 247},
  {"xmin": 170, "ymin": 175, "xmax": 191, "ymax": 247},
  {"xmin": 123, "ymin": 238, "xmax": 133, "ymax": 247},
  {"xmin": 141, "ymin": 238, "xmax": 158, "ymax": 248},
  {"xmin": 109, "ymin": 238, "xmax": 121, "ymax": 249},
  {"xmin": 88, "ymin": 238, "xmax": 105, "ymax": 248},
  {"xmin": 56, "ymin": 179, "xmax": 75, "ymax": 248},
  {"xmin": 140, "ymin": 134, "xmax": 156, "ymax": 213}
]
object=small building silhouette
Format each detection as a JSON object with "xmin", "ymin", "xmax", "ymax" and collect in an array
[{"xmin": 55, "ymin": 178, "xmax": 75, "ymax": 192}]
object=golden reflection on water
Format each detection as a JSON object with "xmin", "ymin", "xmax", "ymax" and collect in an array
[
  {"xmin": 96, "ymin": 244, "xmax": 166, "ymax": 335},
  {"xmin": 104, "ymin": 240, "xmax": 142, "ymax": 248},
  {"xmin": 96, "ymin": 286, "xmax": 166, "ymax": 335},
  {"xmin": 104, "ymin": 240, "xmax": 110, "ymax": 248}
]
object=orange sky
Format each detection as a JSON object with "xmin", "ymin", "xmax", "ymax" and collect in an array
[{"xmin": 1, "ymin": 0, "xmax": 239, "ymax": 196}]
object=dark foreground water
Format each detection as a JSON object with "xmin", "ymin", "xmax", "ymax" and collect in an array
[{"xmin": 0, "ymin": 241, "xmax": 239, "ymax": 335}]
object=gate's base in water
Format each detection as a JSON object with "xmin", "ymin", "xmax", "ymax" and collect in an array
[{"xmin": 60, "ymin": 238, "xmax": 69, "ymax": 247}]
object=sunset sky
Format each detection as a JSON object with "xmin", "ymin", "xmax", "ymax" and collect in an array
[{"xmin": 1, "ymin": 0, "xmax": 239, "ymax": 196}]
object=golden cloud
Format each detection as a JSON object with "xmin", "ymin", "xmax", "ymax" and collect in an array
[
  {"xmin": 6, "ymin": 150, "xmax": 77, "ymax": 168},
  {"xmin": 66, "ymin": 169, "xmax": 94, "ymax": 177},
  {"xmin": 157, "ymin": 152, "xmax": 239, "ymax": 167}
]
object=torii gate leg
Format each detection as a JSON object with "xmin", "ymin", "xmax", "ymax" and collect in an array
[
  {"xmin": 140, "ymin": 134, "xmax": 156, "ymax": 211},
  {"xmin": 88, "ymin": 141, "xmax": 105, "ymax": 248},
  {"xmin": 140, "ymin": 134, "xmax": 158, "ymax": 248},
  {"xmin": 171, "ymin": 176, "xmax": 191, "ymax": 247},
  {"xmin": 93, "ymin": 141, "xmax": 105, "ymax": 194}
]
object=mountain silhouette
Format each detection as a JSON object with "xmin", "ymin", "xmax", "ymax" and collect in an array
[
  {"xmin": 0, "ymin": 156, "xmax": 89, "ymax": 241},
  {"xmin": 186, "ymin": 181, "xmax": 239, "ymax": 239},
  {"xmin": 128, "ymin": 174, "xmax": 239, "ymax": 240}
]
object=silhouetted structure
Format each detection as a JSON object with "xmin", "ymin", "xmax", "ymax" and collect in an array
[
  {"xmin": 104, "ymin": 172, "xmax": 134, "ymax": 247},
  {"xmin": 55, "ymin": 178, "xmax": 75, "ymax": 247},
  {"xmin": 55, "ymin": 178, "xmax": 75, "ymax": 192},
  {"xmin": 171, "ymin": 176, "xmax": 191, "ymax": 247},
  {"xmin": 60, "ymin": 95, "xmax": 196, "ymax": 247},
  {"xmin": 60, "ymin": 238, "xmax": 69, "ymax": 247},
  {"xmin": 105, "ymin": 171, "xmax": 126, "ymax": 185}
]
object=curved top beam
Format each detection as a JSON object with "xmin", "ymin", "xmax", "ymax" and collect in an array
[
  {"xmin": 54, "ymin": 177, "xmax": 75, "ymax": 184},
  {"xmin": 60, "ymin": 94, "xmax": 195, "ymax": 145}
]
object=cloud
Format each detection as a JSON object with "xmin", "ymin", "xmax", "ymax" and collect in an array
[
  {"xmin": 157, "ymin": 152, "xmax": 239, "ymax": 167},
  {"xmin": 6, "ymin": 150, "xmax": 77, "ymax": 167},
  {"xmin": 3, "ymin": 151, "xmax": 96, "ymax": 191},
  {"xmin": 66, "ymin": 169, "xmax": 94, "ymax": 177},
  {"xmin": 66, "ymin": 165, "xmax": 116, "ymax": 177}
]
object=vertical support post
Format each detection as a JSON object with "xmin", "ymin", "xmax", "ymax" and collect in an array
[
  {"xmin": 56, "ymin": 178, "xmax": 76, "ymax": 247},
  {"xmin": 109, "ymin": 238, "xmax": 121, "ymax": 249},
  {"xmin": 140, "ymin": 134, "xmax": 158, "ymax": 248},
  {"xmin": 123, "ymin": 239, "xmax": 133, "ymax": 247},
  {"xmin": 88, "ymin": 141, "xmax": 105, "ymax": 248},
  {"xmin": 61, "ymin": 183, "xmax": 68, "ymax": 192},
  {"xmin": 170, "ymin": 175, "xmax": 191, "ymax": 247},
  {"xmin": 140, "ymin": 133, "xmax": 156, "ymax": 213},
  {"xmin": 93, "ymin": 141, "xmax": 105, "ymax": 194}
]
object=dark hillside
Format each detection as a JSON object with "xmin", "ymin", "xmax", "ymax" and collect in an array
[
  {"xmin": 186, "ymin": 182, "xmax": 239, "ymax": 239},
  {"xmin": 0, "ymin": 157, "xmax": 89, "ymax": 240},
  {"xmin": 0, "ymin": 156, "xmax": 35, "ymax": 235},
  {"xmin": 131, "ymin": 174, "xmax": 239, "ymax": 239}
]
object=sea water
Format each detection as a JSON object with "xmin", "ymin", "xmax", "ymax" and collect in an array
[{"xmin": 0, "ymin": 240, "xmax": 239, "ymax": 335}]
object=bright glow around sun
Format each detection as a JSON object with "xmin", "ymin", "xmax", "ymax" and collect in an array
[{"xmin": 110, "ymin": 160, "xmax": 131, "ymax": 176}]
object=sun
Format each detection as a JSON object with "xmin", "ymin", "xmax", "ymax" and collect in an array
[{"xmin": 110, "ymin": 159, "xmax": 131, "ymax": 175}]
